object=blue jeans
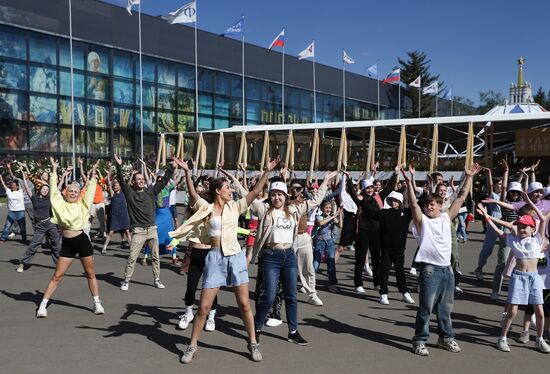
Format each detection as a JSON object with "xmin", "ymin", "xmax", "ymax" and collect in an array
[
  {"xmin": 456, "ymin": 212, "xmax": 468, "ymax": 241},
  {"xmin": 313, "ymin": 238, "xmax": 337, "ymax": 285},
  {"xmin": 1, "ymin": 210, "xmax": 26, "ymax": 242},
  {"xmin": 477, "ymin": 223, "xmax": 501, "ymax": 270},
  {"xmin": 254, "ymin": 248, "xmax": 298, "ymax": 332},
  {"xmin": 413, "ymin": 263, "xmax": 455, "ymax": 344}
]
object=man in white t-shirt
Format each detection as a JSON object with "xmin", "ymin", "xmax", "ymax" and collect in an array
[
  {"xmin": 0, "ymin": 175, "xmax": 27, "ymax": 243},
  {"xmin": 402, "ymin": 163, "xmax": 481, "ymax": 357}
]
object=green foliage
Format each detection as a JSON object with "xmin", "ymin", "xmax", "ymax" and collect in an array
[
  {"xmin": 533, "ymin": 86, "xmax": 550, "ymax": 109},
  {"xmin": 477, "ymin": 90, "xmax": 505, "ymax": 114}
]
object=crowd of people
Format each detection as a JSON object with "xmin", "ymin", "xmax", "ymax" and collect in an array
[{"xmin": 1, "ymin": 154, "xmax": 550, "ymax": 362}]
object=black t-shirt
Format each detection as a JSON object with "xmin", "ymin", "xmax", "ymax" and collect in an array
[{"xmin": 31, "ymin": 194, "xmax": 51, "ymax": 219}]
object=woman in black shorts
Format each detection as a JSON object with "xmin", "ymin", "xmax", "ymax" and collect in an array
[{"xmin": 36, "ymin": 158, "xmax": 104, "ymax": 318}]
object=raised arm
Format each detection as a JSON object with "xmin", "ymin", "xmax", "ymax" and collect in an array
[
  {"xmin": 49, "ymin": 157, "xmax": 65, "ymax": 207},
  {"xmin": 379, "ymin": 165, "xmax": 400, "ymax": 200},
  {"xmin": 6, "ymin": 162, "xmax": 15, "ymax": 181},
  {"xmin": 245, "ymin": 157, "xmax": 280, "ymax": 206},
  {"xmin": 21, "ymin": 170, "xmax": 33, "ymax": 198},
  {"xmin": 401, "ymin": 167, "xmax": 422, "ymax": 232},
  {"xmin": 523, "ymin": 191, "xmax": 547, "ymax": 238},
  {"xmin": 476, "ymin": 204, "xmax": 513, "ymax": 230},
  {"xmin": 530, "ymin": 160, "xmax": 540, "ymax": 184},
  {"xmin": 448, "ymin": 163, "xmax": 482, "ymax": 221},
  {"xmin": 480, "ymin": 197, "xmax": 514, "ymax": 211},
  {"xmin": 82, "ymin": 160, "xmax": 99, "ymax": 209},
  {"xmin": 477, "ymin": 203, "xmax": 505, "ymax": 238},
  {"xmin": 0, "ymin": 173, "xmax": 8, "ymax": 192},
  {"xmin": 485, "ymin": 167, "xmax": 493, "ymax": 197},
  {"xmin": 500, "ymin": 159, "xmax": 509, "ymax": 202},
  {"xmin": 174, "ymin": 158, "xmax": 199, "ymax": 206},
  {"xmin": 78, "ymin": 157, "xmax": 88, "ymax": 185}
]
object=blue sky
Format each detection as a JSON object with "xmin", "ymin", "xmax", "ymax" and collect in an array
[{"xmin": 103, "ymin": 0, "xmax": 550, "ymax": 105}]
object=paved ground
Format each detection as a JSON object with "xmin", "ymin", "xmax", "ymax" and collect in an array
[{"xmin": 0, "ymin": 205, "xmax": 547, "ymax": 374}]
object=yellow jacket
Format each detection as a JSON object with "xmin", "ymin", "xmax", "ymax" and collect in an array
[
  {"xmin": 169, "ymin": 196, "xmax": 248, "ymax": 256},
  {"xmin": 49, "ymin": 172, "xmax": 97, "ymax": 230}
]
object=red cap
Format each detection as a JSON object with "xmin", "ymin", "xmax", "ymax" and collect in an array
[{"xmin": 513, "ymin": 215, "xmax": 536, "ymax": 228}]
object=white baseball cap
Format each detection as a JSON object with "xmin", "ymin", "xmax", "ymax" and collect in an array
[
  {"xmin": 360, "ymin": 179, "xmax": 373, "ymax": 190},
  {"xmin": 507, "ymin": 181, "xmax": 523, "ymax": 193},
  {"xmin": 383, "ymin": 191, "xmax": 403, "ymax": 209},
  {"xmin": 269, "ymin": 181, "xmax": 288, "ymax": 197},
  {"xmin": 527, "ymin": 182, "xmax": 544, "ymax": 194}
]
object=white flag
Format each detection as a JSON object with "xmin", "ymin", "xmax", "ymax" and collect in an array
[
  {"xmin": 423, "ymin": 81, "xmax": 438, "ymax": 95},
  {"xmin": 167, "ymin": 1, "xmax": 197, "ymax": 24},
  {"xmin": 126, "ymin": 0, "xmax": 140, "ymax": 15},
  {"xmin": 298, "ymin": 41, "xmax": 315, "ymax": 60},
  {"xmin": 342, "ymin": 50, "xmax": 355, "ymax": 64},
  {"xmin": 409, "ymin": 76, "xmax": 421, "ymax": 88}
]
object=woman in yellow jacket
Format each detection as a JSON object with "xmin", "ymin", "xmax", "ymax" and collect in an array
[{"xmin": 36, "ymin": 157, "xmax": 104, "ymax": 318}]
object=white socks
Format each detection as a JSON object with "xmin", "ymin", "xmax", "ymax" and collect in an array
[
  {"xmin": 208, "ymin": 309, "xmax": 216, "ymax": 319},
  {"xmin": 93, "ymin": 296, "xmax": 100, "ymax": 303},
  {"xmin": 185, "ymin": 305, "xmax": 194, "ymax": 315},
  {"xmin": 40, "ymin": 299, "xmax": 49, "ymax": 308}
]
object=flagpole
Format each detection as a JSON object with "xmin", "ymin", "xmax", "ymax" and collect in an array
[
  {"xmin": 342, "ymin": 56, "xmax": 346, "ymax": 122},
  {"xmin": 194, "ymin": 11, "xmax": 199, "ymax": 132},
  {"xmin": 435, "ymin": 93, "xmax": 438, "ymax": 117},
  {"xmin": 241, "ymin": 20, "xmax": 245, "ymax": 126},
  {"xmin": 398, "ymin": 80, "xmax": 401, "ymax": 119},
  {"xmin": 138, "ymin": 1, "xmax": 144, "ymax": 165},
  {"xmin": 313, "ymin": 40, "xmax": 317, "ymax": 123},
  {"xmin": 69, "ymin": 0, "xmax": 75, "ymax": 179},
  {"xmin": 418, "ymin": 87, "xmax": 421, "ymax": 118},
  {"xmin": 282, "ymin": 30, "xmax": 285, "ymax": 124},
  {"xmin": 451, "ymin": 97, "xmax": 454, "ymax": 116},
  {"xmin": 377, "ymin": 70, "xmax": 380, "ymax": 119}
]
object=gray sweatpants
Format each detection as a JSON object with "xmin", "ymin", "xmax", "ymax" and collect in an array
[{"xmin": 20, "ymin": 219, "xmax": 61, "ymax": 265}]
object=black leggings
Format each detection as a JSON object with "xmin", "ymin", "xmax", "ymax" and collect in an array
[
  {"xmin": 184, "ymin": 248, "xmax": 218, "ymax": 310},
  {"xmin": 354, "ymin": 229, "xmax": 381, "ymax": 288}
]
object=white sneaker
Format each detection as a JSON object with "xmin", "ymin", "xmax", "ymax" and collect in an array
[
  {"xmin": 8, "ymin": 232, "xmax": 15, "ymax": 239},
  {"xmin": 497, "ymin": 337, "xmax": 510, "ymax": 352},
  {"xmin": 364, "ymin": 267, "xmax": 373, "ymax": 277},
  {"xmin": 93, "ymin": 301, "xmax": 105, "ymax": 315},
  {"xmin": 349, "ymin": 245, "xmax": 355, "ymax": 252},
  {"xmin": 455, "ymin": 286, "xmax": 464, "ymax": 294},
  {"xmin": 298, "ymin": 287, "xmax": 307, "ymax": 294},
  {"xmin": 178, "ymin": 313, "xmax": 194, "ymax": 329},
  {"xmin": 308, "ymin": 294, "xmax": 323, "ymax": 306},
  {"xmin": 265, "ymin": 318, "xmax": 283, "ymax": 327},
  {"xmin": 204, "ymin": 317, "xmax": 216, "ymax": 332},
  {"xmin": 355, "ymin": 286, "xmax": 366, "ymax": 295},
  {"xmin": 379, "ymin": 294, "xmax": 390, "ymax": 305},
  {"xmin": 36, "ymin": 306, "xmax": 47, "ymax": 318},
  {"xmin": 154, "ymin": 279, "xmax": 166, "ymax": 289},
  {"xmin": 536, "ymin": 338, "xmax": 550, "ymax": 353},
  {"xmin": 409, "ymin": 267, "xmax": 417, "ymax": 276},
  {"xmin": 402, "ymin": 292, "xmax": 415, "ymax": 304},
  {"xmin": 120, "ymin": 281, "xmax": 130, "ymax": 291},
  {"xmin": 16, "ymin": 264, "xmax": 24, "ymax": 273}
]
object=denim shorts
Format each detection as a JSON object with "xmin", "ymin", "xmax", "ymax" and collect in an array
[
  {"xmin": 203, "ymin": 248, "xmax": 249, "ymax": 289},
  {"xmin": 508, "ymin": 269, "xmax": 544, "ymax": 305}
]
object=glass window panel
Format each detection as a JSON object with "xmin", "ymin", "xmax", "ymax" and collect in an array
[
  {"xmin": 29, "ymin": 95, "xmax": 57, "ymax": 123},
  {"xmin": 113, "ymin": 51, "xmax": 133, "ymax": 78},
  {"xmin": 178, "ymin": 64, "xmax": 195, "ymax": 89},
  {"xmin": 86, "ymin": 48, "xmax": 109, "ymax": 74},
  {"xmin": 29, "ymin": 34, "xmax": 56, "ymax": 65},
  {"xmin": 141, "ymin": 58, "xmax": 156, "ymax": 82},
  {"xmin": 230, "ymin": 98, "xmax": 243, "ymax": 121},
  {"xmin": 0, "ymin": 122, "xmax": 27, "ymax": 150},
  {"xmin": 87, "ymin": 74, "xmax": 110, "ymax": 101},
  {"xmin": 246, "ymin": 100, "xmax": 260, "ymax": 122},
  {"xmin": 137, "ymin": 110, "xmax": 155, "ymax": 132},
  {"xmin": 87, "ymin": 129, "xmax": 110, "ymax": 156},
  {"xmin": 0, "ymin": 92, "xmax": 28, "ymax": 121},
  {"xmin": 198, "ymin": 116, "xmax": 212, "ymax": 131},
  {"xmin": 198, "ymin": 94, "xmax": 212, "ymax": 115},
  {"xmin": 262, "ymin": 83, "xmax": 281, "ymax": 103},
  {"xmin": 158, "ymin": 63, "xmax": 176, "ymax": 85},
  {"xmin": 158, "ymin": 87, "xmax": 175, "ymax": 110},
  {"xmin": 177, "ymin": 113, "xmax": 193, "ymax": 132},
  {"xmin": 136, "ymin": 83, "xmax": 156, "ymax": 107},
  {"xmin": 230, "ymin": 75, "xmax": 243, "ymax": 98},
  {"xmin": 246, "ymin": 79, "xmax": 260, "ymax": 100},
  {"xmin": 59, "ymin": 99, "xmax": 85, "ymax": 125},
  {"xmin": 177, "ymin": 89, "xmax": 194, "ymax": 112},
  {"xmin": 0, "ymin": 26, "xmax": 26, "ymax": 59},
  {"xmin": 113, "ymin": 106, "xmax": 133, "ymax": 129},
  {"xmin": 59, "ymin": 41, "xmax": 85, "ymax": 70},
  {"xmin": 0, "ymin": 62, "xmax": 27, "ymax": 90},
  {"xmin": 30, "ymin": 66, "xmax": 57, "ymax": 94},
  {"xmin": 157, "ymin": 111, "xmax": 176, "ymax": 132},
  {"xmin": 286, "ymin": 88, "xmax": 300, "ymax": 108},
  {"xmin": 198, "ymin": 69, "xmax": 214, "ymax": 93},
  {"xmin": 60, "ymin": 71, "xmax": 85, "ymax": 97},
  {"xmin": 30, "ymin": 124, "xmax": 58, "ymax": 152},
  {"xmin": 59, "ymin": 126, "xmax": 86, "ymax": 154},
  {"xmin": 215, "ymin": 72, "xmax": 230, "ymax": 96},
  {"xmin": 214, "ymin": 117, "xmax": 229, "ymax": 129},
  {"xmin": 114, "ymin": 79, "xmax": 133, "ymax": 104},
  {"xmin": 214, "ymin": 96, "xmax": 230, "ymax": 117},
  {"xmin": 113, "ymin": 130, "xmax": 133, "ymax": 157},
  {"xmin": 87, "ymin": 103, "xmax": 109, "ymax": 129},
  {"xmin": 143, "ymin": 134, "xmax": 156, "ymax": 157}
]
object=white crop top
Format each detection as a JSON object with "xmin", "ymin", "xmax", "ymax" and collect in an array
[
  {"xmin": 506, "ymin": 233, "xmax": 544, "ymax": 260},
  {"xmin": 207, "ymin": 216, "xmax": 222, "ymax": 237},
  {"xmin": 267, "ymin": 209, "xmax": 295, "ymax": 245}
]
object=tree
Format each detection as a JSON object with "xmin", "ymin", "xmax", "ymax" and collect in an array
[
  {"xmin": 533, "ymin": 86, "xmax": 550, "ymax": 109},
  {"xmin": 477, "ymin": 90, "xmax": 505, "ymax": 114},
  {"xmin": 397, "ymin": 51, "xmax": 441, "ymax": 118}
]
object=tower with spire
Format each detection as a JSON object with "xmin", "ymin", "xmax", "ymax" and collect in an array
[{"xmin": 509, "ymin": 57, "xmax": 532, "ymax": 104}]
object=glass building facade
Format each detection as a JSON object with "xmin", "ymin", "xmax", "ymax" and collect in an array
[{"xmin": 0, "ymin": 24, "xmax": 383, "ymax": 159}]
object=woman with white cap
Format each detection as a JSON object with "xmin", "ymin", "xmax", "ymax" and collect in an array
[
  {"xmin": 378, "ymin": 186, "xmax": 415, "ymax": 305},
  {"xmin": 251, "ymin": 170, "xmax": 337, "ymax": 347},
  {"xmin": 483, "ymin": 181, "xmax": 550, "ymax": 215}
]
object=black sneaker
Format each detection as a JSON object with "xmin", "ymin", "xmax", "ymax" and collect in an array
[{"xmin": 288, "ymin": 331, "xmax": 308, "ymax": 346}]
